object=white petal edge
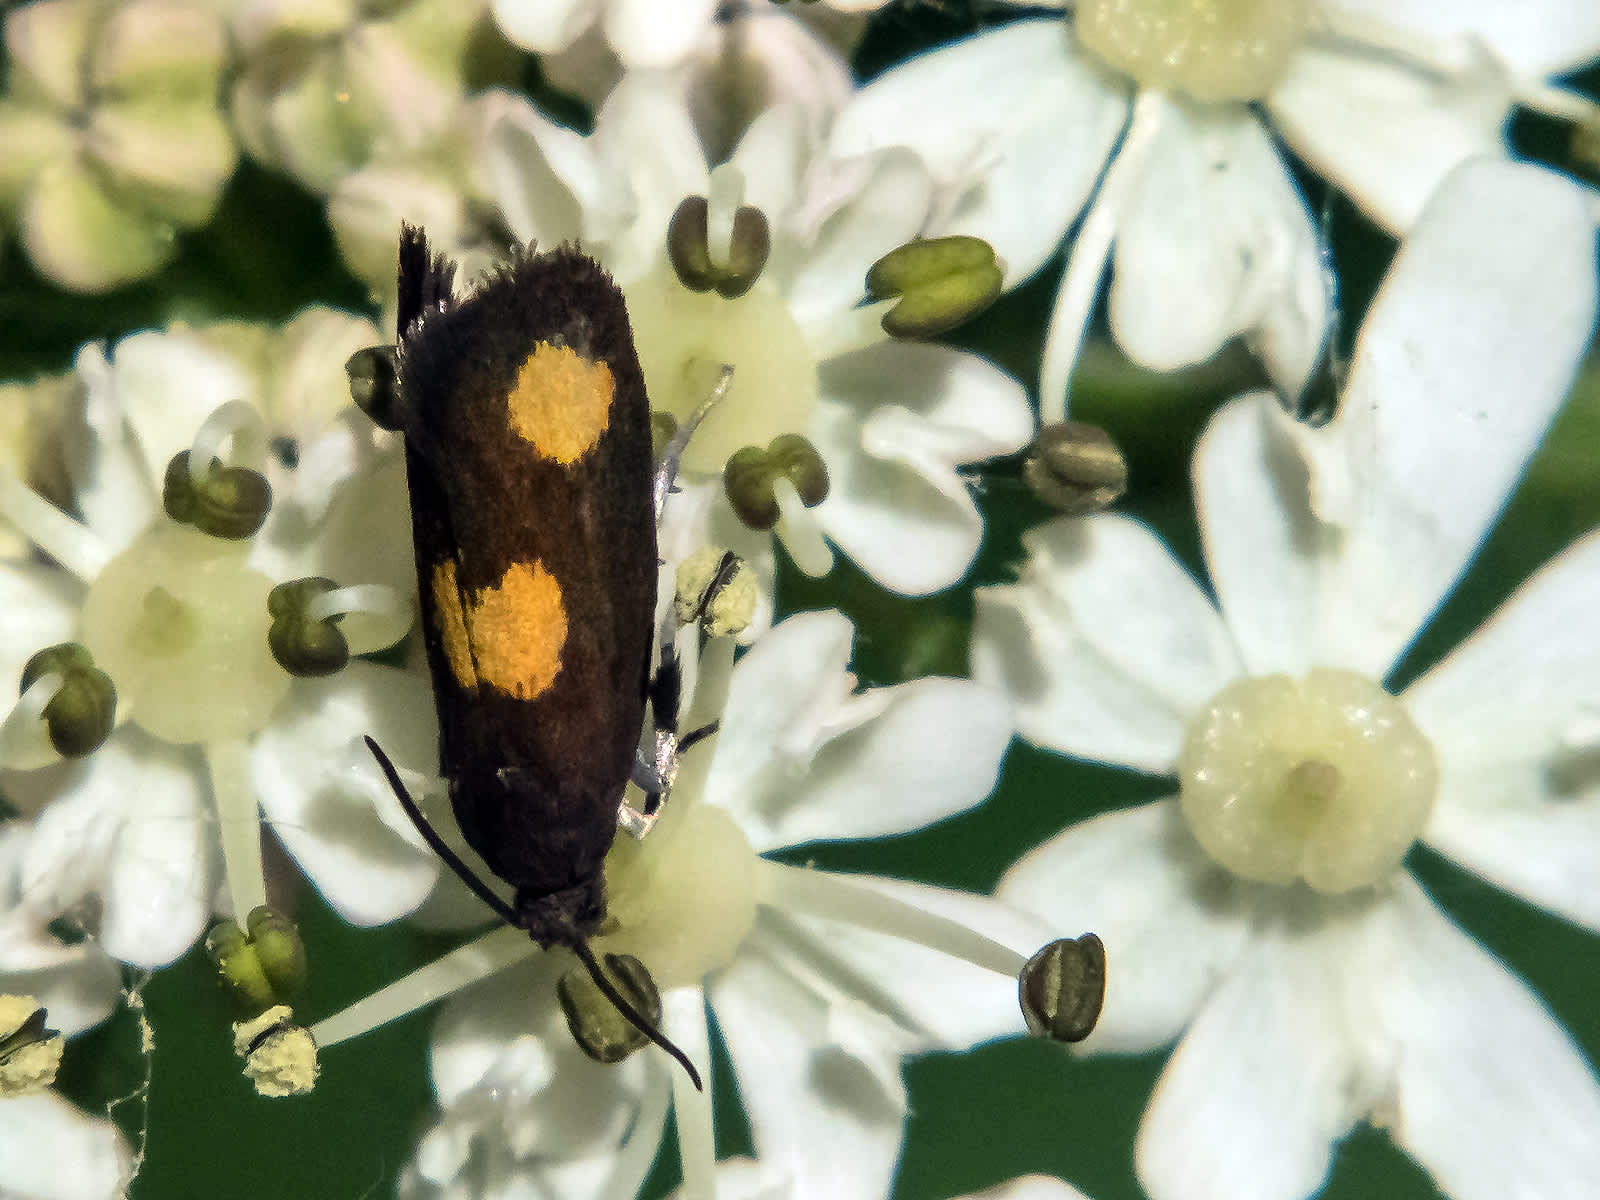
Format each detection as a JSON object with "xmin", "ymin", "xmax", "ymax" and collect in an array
[
  {"xmin": 998, "ymin": 801, "xmax": 1254, "ymax": 1054},
  {"xmin": 0, "ymin": 1092, "xmax": 131, "ymax": 1200},
  {"xmin": 825, "ymin": 19, "xmax": 1131, "ymax": 285},
  {"xmin": 1194, "ymin": 392, "xmax": 1329, "ymax": 679},
  {"xmin": 973, "ymin": 514, "xmax": 1242, "ymax": 773},
  {"xmin": 1135, "ymin": 901, "xmax": 1374, "ymax": 1200},
  {"xmin": 1322, "ymin": 0, "xmax": 1600, "ymax": 77},
  {"xmin": 1313, "ymin": 159, "xmax": 1598, "ymax": 679},
  {"xmin": 1268, "ymin": 40, "xmax": 1509, "ymax": 234},
  {"xmin": 252, "ymin": 661, "xmax": 442, "ymax": 927},
  {"xmin": 1362, "ymin": 875, "xmax": 1600, "ymax": 1200},
  {"xmin": 1110, "ymin": 101, "xmax": 1328, "ymax": 398}
]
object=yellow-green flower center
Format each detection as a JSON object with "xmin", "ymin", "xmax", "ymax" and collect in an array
[
  {"xmin": 596, "ymin": 791, "xmax": 759, "ymax": 990},
  {"xmin": 1077, "ymin": 0, "xmax": 1314, "ymax": 102},
  {"xmin": 1178, "ymin": 668, "xmax": 1437, "ymax": 893},
  {"xmin": 79, "ymin": 522, "xmax": 290, "ymax": 744},
  {"xmin": 626, "ymin": 259, "xmax": 819, "ymax": 476}
]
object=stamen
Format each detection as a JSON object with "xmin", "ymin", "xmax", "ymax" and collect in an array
[
  {"xmin": 189, "ymin": 400, "xmax": 267, "ymax": 484},
  {"xmin": 0, "ymin": 464, "xmax": 110, "ymax": 582},
  {"xmin": 705, "ymin": 163, "xmax": 746, "ymax": 272},
  {"xmin": 759, "ymin": 861, "xmax": 1027, "ymax": 978},
  {"xmin": 208, "ymin": 738, "xmax": 266, "ymax": 927},
  {"xmin": 773, "ymin": 478, "xmax": 833, "ymax": 577},
  {"xmin": 1040, "ymin": 90, "xmax": 1165, "ymax": 426},
  {"xmin": 664, "ymin": 986, "xmax": 715, "ymax": 1200},
  {"xmin": 0, "ymin": 673, "xmax": 60, "ymax": 769},
  {"xmin": 309, "ymin": 926, "xmax": 532, "ymax": 1047},
  {"xmin": 305, "ymin": 583, "xmax": 413, "ymax": 655}
]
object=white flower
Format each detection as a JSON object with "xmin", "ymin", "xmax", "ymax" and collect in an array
[
  {"xmin": 827, "ymin": 5, "xmax": 1600, "ymax": 422},
  {"xmin": 0, "ymin": 317, "xmax": 441, "ymax": 968},
  {"xmin": 493, "ymin": 0, "xmax": 878, "ymax": 76},
  {"xmin": 664, "ymin": 1161, "xmax": 1099, "ymax": 1200},
  {"xmin": 972, "ymin": 159, "xmax": 1600, "ymax": 1200},
  {"xmin": 1, "ymin": 832, "xmax": 131, "ymax": 1200},
  {"xmin": 0, "ymin": 0, "xmax": 236, "ymax": 291},
  {"xmin": 488, "ymin": 73, "xmax": 1035, "ymax": 606},
  {"xmin": 0, "ymin": 1092, "xmax": 130, "ymax": 1200},
  {"xmin": 314, "ymin": 609, "xmax": 1045, "ymax": 1200},
  {"xmin": 228, "ymin": 0, "xmax": 481, "ymax": 192}
]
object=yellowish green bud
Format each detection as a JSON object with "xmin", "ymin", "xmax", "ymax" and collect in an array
[
  {"xmin": 207, "ymin": 905, "xmax": 307, "ymax": 1014},
  {"xmin": 866, "ymin": 235, "xmax": 1003, "ymax": 338}
]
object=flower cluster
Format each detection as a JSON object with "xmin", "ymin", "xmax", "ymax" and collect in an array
[{"xmin": 1, "ymin": 3, "xmax": 1599, "ymax": 1200}]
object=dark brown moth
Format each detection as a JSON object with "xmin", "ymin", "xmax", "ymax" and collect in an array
[{"xmin": 353, "ymin": 225, "xmax": 700, "ymax": 1086}]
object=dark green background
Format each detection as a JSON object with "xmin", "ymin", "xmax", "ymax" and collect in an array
[{"xmin": 6, "ymin": 6, "xmax": 1600, "ymax": 1199}]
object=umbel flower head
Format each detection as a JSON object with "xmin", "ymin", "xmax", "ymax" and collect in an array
[
  {"xmin": 974, "ymin": 158, "xmax": 1600, "ymax": 1200},
  {"xmin": 311, "ymin": 610, "xmax": 1055, "ymax": 1200},
  {"xmin": 0, "ymin": 313, "xmax": 443, "ymax": 971},
  {"xmin": 484, "ymin": 74, "xmax": 1034, "ymax": 611},
  {"xmin": 829, "ymin": 3, "xmax": 1600, "ymax": 422}
]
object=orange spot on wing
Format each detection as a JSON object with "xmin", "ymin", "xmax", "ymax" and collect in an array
[
  {"xmin": 464, "ymin": 560, "xmax": 567, "ymax": 700},
  {"xmin": 431, "ymin": 561, "xmax": 476, "ymax": 691},
  {"xmin": 507, "ymin": 343, "xmax": 615, "ymax": 463}
]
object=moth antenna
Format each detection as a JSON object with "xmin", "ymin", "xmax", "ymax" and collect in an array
[
  {"xmin": 364, "ymin": 735, "xmax": 520, "ymax": 926},
  {"xmin": 571, "ymin": 939, "xmax": 704, "ymax": 1091}
]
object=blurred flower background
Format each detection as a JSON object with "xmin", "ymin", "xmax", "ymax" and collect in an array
[{"xmin": 2, "ymin": 2, "xmax": 1600, "ymax": 1200}]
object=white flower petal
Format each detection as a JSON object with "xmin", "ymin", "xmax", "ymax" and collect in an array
[
  {"xmin": 588, "ymin": 73, "xmax": 709, "ymax": 282},
  {"xmin": 25, "ymin": 728, "xmax": 212, "ymax": 968},
  {"xmin": 0, "ymin": 561, "xmax": 82, "ymax": 707},
  {"xmin": 712, "ymin": 947, "xmax": 907, "ymax": 1200},
  {"xmin": 1420, "ymin": 757, "xmax": 1600, "ymax": 933},
  {"xmin": 110, "ymin": 328, "xmax": 257, "ymax": 497},
  {"xmin": 826, "ymin": 19, "xmax": 1130, "ymax": 285},
  {"xmin": 1111, "ymin": 102, "xmax": 1328, "ymax": 398},
  {"xmin": 604, "ymin": 0, "xmax": 719, "ymax": 67},
  {"xmin": 431, "ymin": 956, "xmax": 650, "ymax": 1147},
  {"xmin": 973, "ymin": 515, "xmax": 1241, "ymax": 773},
  {"xmin": 957, "ymin": 1178, "xmax": 1095, "ymax": 1200},
  {"xmin": 1314, "ymin": 160, "xmax": 1598, "ymax": 678},
  {"xmin": 1194, "ymin": 393, "xmax": 1327, "ymax": 678},
  {"xmin": 0, "ymin": 1092, "xmax": 130, "ymax": 1200},
  {"xmin": 704, "ymin": 610, "xmax": 857, "ymax": 852},
  {"xmin": 1136, "ymin": 908, "xmax": 1370, "ymax": 1200},
  {"xmin": 1406, "ymin": 529, "xmax": 1600, "ymax": 765},
  {"xmin": 811, "ymin": 342, "xmax": 1031, "ymax": 595},
  {"xmin": 1363, "ymin": 876, "xmax": 1600, "ymax": 1200},
  {"xmin": 1268, "ymin": 40, "xmax": 1509, "ymax": 233},
  {"xmin": 762, "ymin": 677, "xmax": 1011, "ymax": 847},
  {"xmin": 485, "ymin": 95, "xmax": 593, "ymax": 252},
  {"xmin": 784, "ymin": 146, "xmax": 932, "ymax": 339},
  {"xmin": 999, "ymin": 801, "xmax": 1252, "ymax": 1054},
  {"xmin": 252, "ymin": 661, "xmax": 442, "ymax": 927},
  {"xmin": 1324, "ymin": 0, "xmax": 1600, "ymax": 77},
  {"xmin": 491, "ymin": 0, "xmax": 597, "ymax": 54},
  {"xmin": 767, "ymin": 874, "xmax": 1052, "ymax": 1048}
]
